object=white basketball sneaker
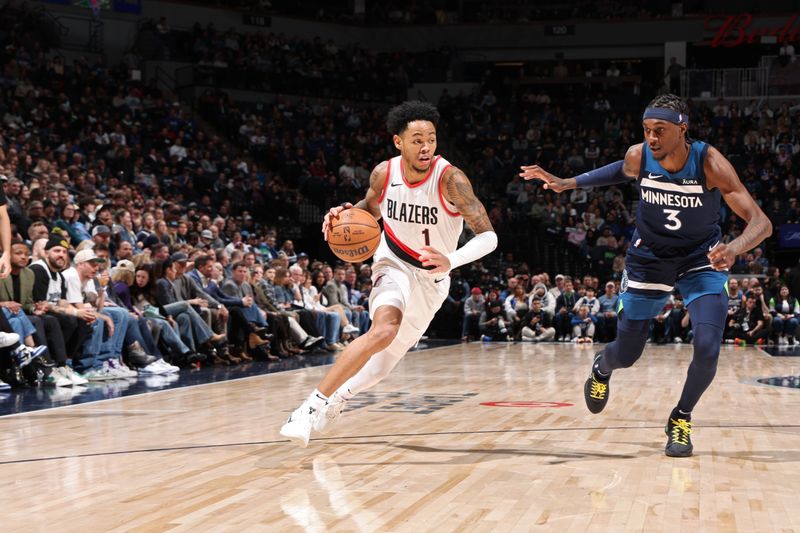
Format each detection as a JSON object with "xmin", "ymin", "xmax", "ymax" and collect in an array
[
  {"xmin": 313, "ymin": 392, "xmax": 348, "ymax": 434},
  {"xmin": 280, "ymin": 401, "xmax": 318, "ymax": 447}
]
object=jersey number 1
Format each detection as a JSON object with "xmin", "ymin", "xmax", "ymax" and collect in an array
[
  {"xmin": 422, "ymin": 228, "xmax": 430, "ymax": 246},
  {"xmin": 663, "ymin": 209, "xmax": 682, "ymax": 230}
]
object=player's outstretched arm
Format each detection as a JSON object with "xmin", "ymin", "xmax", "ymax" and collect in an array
[
  {"xmin": 321, "ymin": 161, "xmax": 388, "ymax": 241},
  {"xmin": 419, "ymin": 167, "xmax": 497, "ymax": 274},
  {"xmin": 519, "ymin": 144, "xmax": 640, "ymax": 193},
  {"xmin": 705, "ymin": 147, "xmax": 772, "ymax": 271}
]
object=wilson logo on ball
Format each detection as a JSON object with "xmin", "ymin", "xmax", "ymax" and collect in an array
[
  {"xmin": 327, "ymin": 208, "xmax": 381, "ymax": 263},
  {"xmin": 331, "ymin": 245, "xmax": 370, "ymax": 258}
]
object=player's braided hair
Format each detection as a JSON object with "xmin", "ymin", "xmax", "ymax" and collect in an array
[
  {"xmin": 647, "ymin": 93, "xmax": 692, "ymax": 141},
  {"xmin": 647, "ymin": 93, "xmax": 689, "ymax": 116},
  {"xmin": 386, "ymin": 101, "xmax": 440, "ymax": 135}
]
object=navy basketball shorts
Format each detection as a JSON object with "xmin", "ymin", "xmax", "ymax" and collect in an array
[{"xmin": 618, "ymin": 241, "xmax": 728, "ymax": 320}]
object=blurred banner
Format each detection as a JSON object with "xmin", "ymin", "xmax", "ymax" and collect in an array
[
  {"xmin": 42, "ymin": 0, "xmax": 141, "ymax": 14},
  {"xmin": 778, "ymin": 224, "xmax": 800, "ymax": 248}
]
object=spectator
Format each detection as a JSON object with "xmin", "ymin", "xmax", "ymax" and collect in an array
[
  {"xmin": 529, "ymin": 282, "xmax": 556, "ymax": 317},
  {"xmin": 503, "ymin": 284, "xmax": 529, "ymax": 332},
  {"xmin": 597, "ymin": 281, "xmax": 619, "ymax": 342},
  {"xmin": 250, "ymin": 264, "xmax": 323, "ymax": 352},
  {"xmin": 321, "ymin": 266, "xmax": 362, "ymax": 336},
  {"xmin": 154, "ymin": 259, "xmax": 227, "ymax": 360},
  {"xmin": 554, "ymin": 278, "xmax": 578, "ymax": 340},
  {"xmin": 172, "ymin": 252, "xmax": 231, "ymax": 353},
  {"xmin": 0, "ymin": 240, "xmax": 79, "ymax": 386},
  {"xmin": 220, "ymin": 261, "xmax": 272, "ymax": 360},
  {"xmin": 62, "ymin": 249, "xmax": 134, "ymax": 380},
  {"xmin": 650, "ymin": 297, "xmax": 674, "ymax": 344},
  {"xmin": 664, "ymin": 56, "xmax": 684, "ymax": 93},
  {"xmin": 769, "ymin": 286, "xmax": 799, "ymax": 345},
  {"xmin": 667, "ymin": 296, "xmax": 691, "ymax": 343},
  {"xmin": 521, "ymin": 298, "xmax": 555, "ymax": 342},
  {"xmin": 462, "ymin": 287, "xmax": 484, "ymax": 341},
  {"xmin": 571, "ymin": 304, "xmax": 596, "ymax": 344},
  {"xmin": 479, "ymin": 300, "xmax": 509, "ymax": 341},
  {"xmin": 281, "ymin": 266, "xmax": 342, "ymax": 351},
  {"xmin": 110, "ymin": 260, "xmax": 193, "ymax": 367},
  {"xmin": 727, "ymin": 296, "xmax": 769, "ymax": 345},
  {"xmin": 30, "ymin": 235, "xmax": 93, "ymax": 378},
  {"xmin": 573, "ymin": 286, "xmax": 600, "ymax": 317}
]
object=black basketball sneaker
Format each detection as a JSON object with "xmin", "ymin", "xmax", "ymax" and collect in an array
[
  {"xmin": 665, "ymin": 408, "xmax": 693, "ymax": 457},
  {"xmin": 584, "ymin": 352, "xmax": 611, "ymax": 414}
]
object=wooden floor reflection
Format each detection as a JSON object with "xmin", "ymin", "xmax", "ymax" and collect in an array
[{"xmin": 2, "ymin": 342, "xmax": 800, "ymax": 532}]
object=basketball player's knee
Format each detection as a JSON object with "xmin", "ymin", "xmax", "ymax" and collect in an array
[
  {"xmin": 368, "ymin": 322, "xmax": 400, "ymax": 350},
  {"xmin": 692, "ymin": 322, "xmax": 722, "ymax": 369},
  {"xmin": 609, "ymin": 315, "xmax": 650, "ymax": 368}
]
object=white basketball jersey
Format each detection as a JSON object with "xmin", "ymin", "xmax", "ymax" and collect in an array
[{"xmin": 375, "ymin": 155, "xmax": 464, "ymax": 271}]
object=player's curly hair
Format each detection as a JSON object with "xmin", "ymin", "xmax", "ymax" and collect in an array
[{"xmin": 386, "ymin": 101, "xmax": 440, "ymax": 135}]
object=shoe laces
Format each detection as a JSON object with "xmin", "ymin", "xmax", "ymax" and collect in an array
[
  {"xmin": 669, "ymin": 417, "xmax": 692, "ymax": 445},
  {"xmin": 590, "ymin": 378, "xmax": 607, "ymax": 399}
]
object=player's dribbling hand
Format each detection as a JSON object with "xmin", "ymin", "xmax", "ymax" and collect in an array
[
  {"xmin": 707, "ymin": 242, "xmax": 735, "ymax": 271},
  {"xmin": 519, "ymin": 165, "xmax": 571, "ymax": 193},
  {"xmin": 0, "ymin": 252, "xmax": 10, "ymax": 279},
  {"xmin": 419, "ymin": 246, "xmax": 451, "ymax": 274},
  {"xmin": 322, "ymin": 202, "xmax": 353, "ymax": 241}
]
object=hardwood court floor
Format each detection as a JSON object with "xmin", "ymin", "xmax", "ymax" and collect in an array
[{"xmin": 2, "ymin": 342, "xmax": 800, "ymax": 532}]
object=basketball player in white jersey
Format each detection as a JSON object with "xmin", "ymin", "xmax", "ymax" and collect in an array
[{"xmin": 281, "ymin": 101, "xmax": 497, "ymax": 447}]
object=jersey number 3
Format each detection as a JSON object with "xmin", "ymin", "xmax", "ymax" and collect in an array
[{"xmin": 663, "ymin": 209, "xmax": 682, "ymax": 230}]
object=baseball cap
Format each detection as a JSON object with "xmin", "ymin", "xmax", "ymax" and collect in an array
[
  {"xmin": 471, "ymin": 287, "xmax": 482, "ymax": 295},
  {"xmin": 115, "ymin": 259, "xmax": 135, "ymax": 274},
  {"xmin": 74, "ymin": 249, "xmax": 106, "ymax": 264},
  {"xmin": 170, "ymin": 252, "xmax": 188, "ymax": 263},
  {"xmin": 297, "ymin": 252, "xmax": 309, "ymax": 259},
  {"xmin": 201, "ymin": 229, "xmax": 213, "ymax": 239},
  {"xmin": 92, "ymin": 225, "xmax": 111, "ymax": 236},
  {"xmin": 45, "ymin": 234, "xmax": 71, "ymax": 251}
]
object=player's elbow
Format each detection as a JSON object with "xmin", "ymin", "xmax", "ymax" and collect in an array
[
  {"xmin": 479, "ymin": 231, "xmax": 498, "ymax": 253},
  {"xmin": 763, "ymin": 214, "xmax": 773, "ymax": 238}
]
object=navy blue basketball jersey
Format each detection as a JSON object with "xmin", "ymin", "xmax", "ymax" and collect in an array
[{"xmin": 634, "ymin": 141, "xmax": 721, "ymax": 257}]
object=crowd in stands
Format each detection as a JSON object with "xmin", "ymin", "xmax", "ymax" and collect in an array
[
  {"xmin": 0, "ymin": 1, "xmax": 799, "ymax": 395},
  {"xmin": 446, "ymin": 265, "xmax": 799, "ymax": 346},
  {"xmin": 138, "ymin": 16, "xmax": 451, "ymax": 99},
  {"xmin": 189, "ymin": 0, "xmax": 686, "ymax": 25}
]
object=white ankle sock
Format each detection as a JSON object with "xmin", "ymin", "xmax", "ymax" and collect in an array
[
  {"xmin": 337, "ymin": 387, "xmax": 354, "ymax": 401},
  {"xmin": 308, "ymin": 389, "xmax": 328, "ymax": 411}
]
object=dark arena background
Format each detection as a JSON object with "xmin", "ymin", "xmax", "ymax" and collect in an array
[{"xmin": 1, "ymin": 0, "xmax": 800, "ymax": 530}]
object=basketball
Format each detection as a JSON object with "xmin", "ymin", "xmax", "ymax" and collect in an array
[{"xmin": 327, "ymin": 208, "xmax": 381, "ymax": 263}]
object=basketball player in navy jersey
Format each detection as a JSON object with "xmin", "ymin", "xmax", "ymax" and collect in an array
[
  {"xmin": 521, "ymin": 94, "xmax": 772, "ymax": 457},
  {"xmin": 281, "ymin": 101, "xmax": 497, "ymax": 447}
]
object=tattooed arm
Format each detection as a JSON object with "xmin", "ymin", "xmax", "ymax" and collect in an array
[
  {"xmin": 352, "ymin": 161, "xmax": 388, "ymax": 220},
  {"xmin": 705, "ymin": 146, "xmax": 772, "ymax": 271},
  {"xmin": 321, "ymin": 161, "xmax": 388, "ymax": 240},
  {"xmin": 442, "ymin": 167, "xmax": 495, "ymax": 234},
  {"xmin": 419, "ymin": 166, "xmax": 497, "ymax": 274}
]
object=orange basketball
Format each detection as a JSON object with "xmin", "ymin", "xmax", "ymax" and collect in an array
[{"xmin": 327, "ymin": 208, "xmax": 382, "ymax": 263}]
